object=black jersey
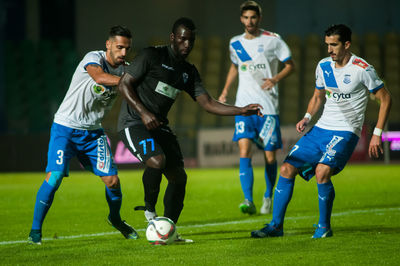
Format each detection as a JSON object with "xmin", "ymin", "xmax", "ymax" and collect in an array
[{"xmin": 118, "ymin": 45, "xmax": 206, "ymax": 131}]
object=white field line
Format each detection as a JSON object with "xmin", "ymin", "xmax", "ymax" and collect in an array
[{"xmin": 1, "ymin": 207, "xmax": 399, "ymax": 246}]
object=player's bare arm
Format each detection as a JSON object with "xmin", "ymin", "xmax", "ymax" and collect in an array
[
  {"xmin": 296, "ymin": 88, "xmax": 326, "ymax": 133},
  {"xmin": 86, "ymin": 64, "xmax": 121, "ymax": 86},
  {"xmin": 218, "ymin": 63, "xmax": 238, "ymax": 103},
  {"xmin": 368, "ymin": 87, "xmax": 392, "ymax": 158},
  {"xmin": 262, "ymin": 59, "xmax": 295, "ymax": 90},
  {"xmin": 197, "ymin": 93, "xmax": 262, "ymax": 116},
  {"xmin": 118, "ymin": 73, "xmax": 161, "ymax": 130}
]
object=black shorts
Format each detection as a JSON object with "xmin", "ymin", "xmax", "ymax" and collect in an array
[{"xmin": 119, "ymin": 124, "xmax": 184, "ymax": 168}]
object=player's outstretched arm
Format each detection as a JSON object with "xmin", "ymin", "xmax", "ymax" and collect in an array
[
  {"xmin": 118, "ymin": 73, "xmax": 161, "ymax": 130},
  {"xmin": 368, "ymin": 87, "xmax": 392, "ymax": 158},
  {"xmin": 86, "ymin": 64, "xmax": 121, "ymax": 86},
  {"xmin": 196, "ymin": 93, "xmax": 262, "ymax": 116},
  {"xmin": 218, "ymin": 63, "xmax": 238, "ymax": 103},
  {"xmin": 262, "ymin": 59, "xmax": 295, "ymax": 90},
  {"xmin": 296, "ymin": 88, "xmax": 325, "ymax": 133}
]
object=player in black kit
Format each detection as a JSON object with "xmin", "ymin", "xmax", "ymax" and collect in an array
[{"xmin": 118, "ymin": 17, "xmax": 261, "ymax": 241}]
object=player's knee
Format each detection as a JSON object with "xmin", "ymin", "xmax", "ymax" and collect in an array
[
  {"xmin": 264, "ymin": 151, "xmax": 276, "ymax": 164},
  {"xmin": 280, "ymin": 163, "xmax": 297, "ymax": 178},
  {"xmin": 163, "ymin": 167, "xmax": 187, "ymax": 184},
  {"xmin": 146, "ymin": 155, "xmax": 166, "ymax": 169},
  {"xmin": 47, "ymin": 171, "xmax": 64, "ymax": 189},
  {"xmin": 265, "ymin": 157, "xmax": 276, "ymax": 165},
  {"xmin": 103, "ymin": 175, "xmax": 120, "ymax": 189},
  {"xmin": 315, "ymin": 165, "xmax": 332, "ymax": 183},
  {"xmin": 175, "ymin": 169, "xmax": 187, "ymax": 185}
]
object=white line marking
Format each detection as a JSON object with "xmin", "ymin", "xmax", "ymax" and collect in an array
[{"xmin": 2, "ymin": 207, "xmax": 399, "ymax": 246}]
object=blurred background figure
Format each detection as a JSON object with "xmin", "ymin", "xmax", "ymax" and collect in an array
[{"xmin": 218, "ymin": 1, "xmax": 294, "ymax": 215}]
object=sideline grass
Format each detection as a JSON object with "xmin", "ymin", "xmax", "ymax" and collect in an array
[{"xmin": 0, "ymin": 164, "xmax": 399, "ymax": 265}]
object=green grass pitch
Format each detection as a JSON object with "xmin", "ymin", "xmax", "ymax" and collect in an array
[{"xmin": 1, "ymin": 164, "xmax": 399, "ymax": 265}]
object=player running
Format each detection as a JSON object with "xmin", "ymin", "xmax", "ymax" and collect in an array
[
  {"xmin": 251, "ymin": 24, "xmax": 392, "ymax": 239},
  {"xmin": 118, "ymin": 17, "xmax": 262, "ymax": 242},
  {"xmin": 218, "ymin": 1, "xmax": 294, "ymax": 215},
  {"xmin": 28, "ymin": 26, "xmax": 137, "ymax": 244}
]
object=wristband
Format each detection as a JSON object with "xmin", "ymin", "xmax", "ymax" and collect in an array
[
  {"xmin": 373, "ymin": 127, "xmax": 382, "ymax": 137},
  {"xmin": 304, "ymin": 113, "xmax": 312, "ymax": 121}
]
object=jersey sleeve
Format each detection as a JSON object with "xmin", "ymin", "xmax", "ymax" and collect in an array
[
  {"xmin": 315, "ymin": 63, "xmax": 325, "ymax": 90},
  {"xmin": 125, "ymin": 48, "xmax": 154, "ymax": 79},
  {"xmin": 82, "ymin": 51, "xmax": 103, "ymax": 71},
  {"xmin": 185, "ymin": 66, "xmax": 207, "ymax": 100},
  {"xmin": 274, "ymin": 38, "xmax": 292, "ymax": 63},
  {"xmin": 229, "ymin": 40, "xmax": 239, "ymax": 65},
  {"xmin": 361, "ymin": 65, "xmax": 384, "ymax": 93}
]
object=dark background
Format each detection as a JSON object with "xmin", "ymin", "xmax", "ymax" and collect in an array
[{"xmin": 1, "ymin": 0, "xmax": 399, "ymax": 171}]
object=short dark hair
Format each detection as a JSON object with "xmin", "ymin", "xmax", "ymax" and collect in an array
[
  {"xmin": 240, "ymin": 1, "xmax": 262, "ymax": 16},
  {"xmin": 171, "ymin": 17, "xmax": 196, "ymax": 34},
  {"xmin": 325, "ymin": 24, "xmax": 352, "ymax": 44},
  {"xmin": 109, "ymin": 25, "xmax": 132, "ymax": 39}
]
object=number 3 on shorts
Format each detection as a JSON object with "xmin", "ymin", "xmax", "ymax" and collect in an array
[{"xmin": 56, "ymin": 150, "xmax": 64, "ymax": 165}]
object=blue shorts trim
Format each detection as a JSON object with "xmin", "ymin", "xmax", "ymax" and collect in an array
[
  {"xmin": 233, "ymin": 115, "xmax": 282, "ymax": 151},
  {"xmin": 284, "ymin": 126, "xmax": 359, "ymax": 180},
  {"xmin": 46, "ymin": 123, "xmax": 118, "ymax": 177}
]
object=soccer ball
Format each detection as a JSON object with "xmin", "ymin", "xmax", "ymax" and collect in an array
[{"xmin": 146, "ymin": 217, "xmax": 177, "ymax": 245}]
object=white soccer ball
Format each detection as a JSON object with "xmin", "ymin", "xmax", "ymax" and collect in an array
[{"xmin": 146, "ymin": 217, "xmax": 177, "ymax": 245}]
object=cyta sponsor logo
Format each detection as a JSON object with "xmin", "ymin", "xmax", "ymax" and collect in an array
[
  {"xmin": 326, "ymin": 89, "xmax": 351, "ymax": 101},
  {"xmin": 240, "ymin": 63, "xmax": 266, "ymax": 72}
]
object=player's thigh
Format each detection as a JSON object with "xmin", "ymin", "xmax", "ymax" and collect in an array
[
  {"xmin": 119, "ymin": 125, "xmax": 165, "ymax": 165},
  {"xmin": 75, "ymin": 129, "xmax": 118, "ymax": 177},
  {"xmin": 45, "ymin": 123, "xmax": 76, "ymax": 176},
  {"xmin": 156, "ymin": 126, "xmax": 184, "ymax": 169}
]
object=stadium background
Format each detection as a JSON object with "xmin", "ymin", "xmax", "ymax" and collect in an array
[{"xmin": 0, "ymin": 0, "xmax": 399, "ymax": 171}]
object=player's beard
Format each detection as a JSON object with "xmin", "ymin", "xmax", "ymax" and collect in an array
[
  {"xmin": 246, "ymin": 25, "xmax": 259, "ymax": 35},
  {"xmin": 110, "ymin": 50, "xmax": 124, "ymax": 66}
]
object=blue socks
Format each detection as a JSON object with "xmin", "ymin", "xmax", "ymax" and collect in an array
[
  {"xmin": 317, "ymin": 181, "xmax": 335, "ymax": 228},
  {"xmin": 264, "ymin": 162, "xmax": 277, "ymax": 198},
  {"xmin": 105, "ymin": 186, "xmax": 122, "ymax": 224},
  {"xmin": 239, "ymin": 159, "xmax": 277, "ymax": 201},
  {"xmin": 31, "ymin": 181, "xmax": 58, "ymax": 230},
  {"xmin": 271, "ymin": 176, "xmax": 295, "ymax": 228},
  {"xmin": 239, "ymin": 158, "xmax": 254, "ymax": 202}
]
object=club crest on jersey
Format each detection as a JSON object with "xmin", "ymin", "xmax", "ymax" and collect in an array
[
  {"xmin": 183, "ymin": 73, "xmax": 188, "ymax": 84},
  {"xmin": 93, "ymin": 84, "xmax": 106, "ymax": 94},
  {"xmin": 257, "ymin": 44, "xmax": 264, "ymax": 53},
  {"xmin": 343, "ymin": 74, "xmax": 351, "ymax": 84}
]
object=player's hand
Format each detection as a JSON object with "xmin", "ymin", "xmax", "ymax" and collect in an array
[
  {"xmin": 261, "ymin": 78, "xmax": 277, "ymax": 90},
  {"xmin": 296, "ymin": 118, "xmax": 309, "ymax": 133},
  {"xmin": 218, "ymin": 92, "xmax": 227, "ymax": 103},
  {"xmin": 368, "ymin": 135, "xmax": 383, "ymax": 158},
  {"xmin": 241, "ymin": 104, "xmax": 263, "ymax": 117},
  {"xmin": 141, "ymin": 111, "xmax": 161, "ymax": 130}
]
